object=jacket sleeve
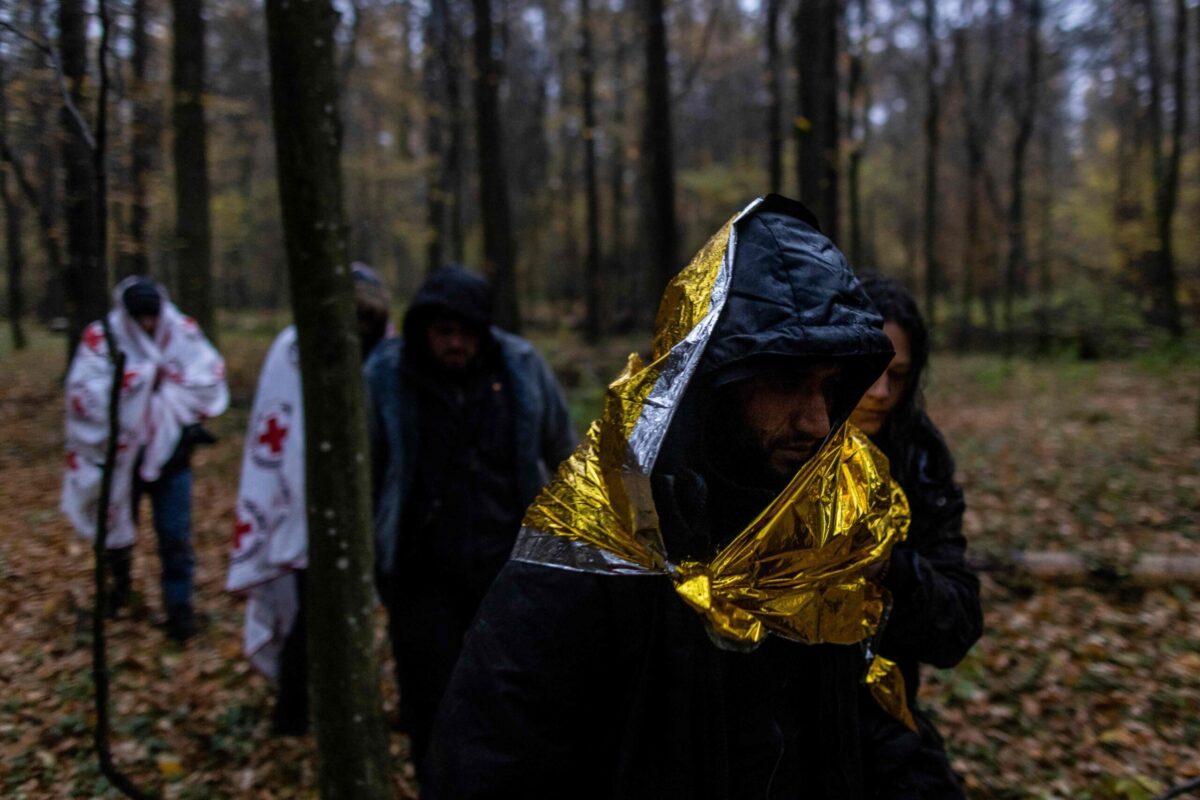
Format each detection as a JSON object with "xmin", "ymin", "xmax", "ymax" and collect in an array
[
  {"xmin": 535, "ymin": 352, "xmax": 579, "ymax": 469},
  {"xmin": 422, "ymin": 561, "xmax": 622, "ymax": 799},
  {"xmin": 879, "ymin": 422, "xmax": 982, "ymax": 669},
  {"xmin": 363, "ymin": 368, "xmax": 386, "ymax": 508}
]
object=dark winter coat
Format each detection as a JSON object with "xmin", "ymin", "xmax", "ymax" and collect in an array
[
  {"xmin": 422, "ymin": 196, "xmax": 898, "ymax": 799},
  {"xmin": 363, "ymin": 267, "xmax": 577, "ymax": 577},
  {"xmin": 860, "ymin": 411, "xmax": 983, "ymax": 799}
]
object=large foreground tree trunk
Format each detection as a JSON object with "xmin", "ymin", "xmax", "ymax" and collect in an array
[
  {"xmin": 642, "ymin": 0, "xmax": 679, "ymax": 299},
  {"xmin": 471, "ymin": 0, "xmax": 520, "ymax": 331},
  {"xmin": 263, "ymin": 0, "xmax": 392, "ymax": 794},
  {"xmin": 172, "ymin": 0, "xmax": 215, "ymax": 334},
  {"xmin": 60, "ymin": 0, "xmax": 108, "ymax": 364}
]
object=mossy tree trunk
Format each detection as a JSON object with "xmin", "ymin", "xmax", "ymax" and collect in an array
[{"xmin": 263, "ymin": 0, "xmax": 391, "ymax": 795}]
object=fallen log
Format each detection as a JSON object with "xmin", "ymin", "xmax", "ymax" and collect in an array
[{"xmin": 968, "ymin": 551, "xmax": 1200, "ymax": 589}]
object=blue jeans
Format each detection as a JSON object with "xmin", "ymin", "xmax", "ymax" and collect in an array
[{"xmin": 134, "ymin": 467, "xmax": 195, "ymax": 611}]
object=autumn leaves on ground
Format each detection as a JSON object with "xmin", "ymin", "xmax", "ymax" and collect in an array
[{"xmin": 1, "ymin": 324, "xmax": 1198, "ymax": 799}]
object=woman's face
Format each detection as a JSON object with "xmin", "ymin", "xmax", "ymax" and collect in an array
[{"xmin": 849, "ymin": 321, "xmax": 912, "ymax": 436}]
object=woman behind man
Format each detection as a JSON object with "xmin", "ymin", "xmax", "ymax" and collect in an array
[{"xmin": 851, "ymin": 275, "xmax": 984, "ymax": 799}]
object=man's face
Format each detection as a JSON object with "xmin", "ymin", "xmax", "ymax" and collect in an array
[
  {"xmin": 735, "ymin": 363, "xmax": 842, "ymax": 480},
  {"xmin": 849, "ymin": 321, "xmax": 911, "ymax": 436},
  {"xmin": 426, "ymin": 317, "xmax": 480, "ymax": 371},
  {"xmin": 135, "ymin": 314, "xmax": 158, "ymax": 337}
]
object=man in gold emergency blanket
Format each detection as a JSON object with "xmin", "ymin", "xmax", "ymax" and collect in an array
[{"xmin": 422, "ymin": 195, "xmax": 914, "ymax": 799}]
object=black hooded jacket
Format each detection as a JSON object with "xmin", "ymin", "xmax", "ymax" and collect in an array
[
  {"xmin": 859, "ymin": 411, "xmax": 982, "ymax": 799},
  {"xmin": 422, "ymin": 198, "xmax": 895, "ymax": 799}
]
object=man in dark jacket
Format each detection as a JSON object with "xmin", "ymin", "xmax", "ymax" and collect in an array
[
  {"xmin": 422, "ymin": 196, "xmax": 912, "ymax": 799},
  {"xmin": 363, "ymin": 265, "xmax": 576, "ymax": 768}
]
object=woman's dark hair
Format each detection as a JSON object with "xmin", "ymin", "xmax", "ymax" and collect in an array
[{"xmin": 857, "ymin": 273, "xmax": 930, "ymax": 444}]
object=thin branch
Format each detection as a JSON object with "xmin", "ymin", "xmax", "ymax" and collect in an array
[{"xmin": 0, "ymin": 19, "xmax": 97, "ymax": 151}]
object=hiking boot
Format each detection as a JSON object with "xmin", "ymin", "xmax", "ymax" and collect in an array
[
  {"xmin": 166, "ymin": 604, "xmax": 197, "ymax": 643},
  {"xmin": 106, "ymin": 547, "xmax": 133, "ymax": 618}
]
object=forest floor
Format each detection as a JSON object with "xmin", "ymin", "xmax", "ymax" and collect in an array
[{"xmin": 0, "ymin": 321, "xmax": 1198, "ymax": 799}]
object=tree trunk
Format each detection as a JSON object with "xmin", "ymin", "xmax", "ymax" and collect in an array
[
  {"xmin": 581, "ymin": 0, "xmax": 602, "ymax": 342},
  {"xmin": 126, "ymin": 0, "xmax": 153, "ymax": 278},
  {"xmin": 845, "ymin": 0, "xmax": 869, "ymax": 268},
  {"xmin": 423, "ymin": 0, "xmax": 448, "ymax": 274},
  {"xmin": 1137, "ymin": 0, "xmax": 1186, "ymax": 338},
  {"xmin": 172, "ymin": 0, "xmax": 215, "ymax": 335},
  {"xmin": 765, "ymin": 0, "xmax": 783, "ymax": 195},
  {"xmin": 642, "ymin": 0, "xmax": 679, "ymax": 300},
  {"xmin": 608, "ymin": 3, "xmax": 633, "ymax": 328},
  {"xmin": 472, "ymin": 0, "xmax": 520, "ymax": 331},
  {"xmin": 0, "ymin": 63, "xmax": 26, "ymax": 350},
  {"xmin": 794, "ymin": 0, "xmax": 840, "ymax": 239},
  {"xmin": 3, "ymin": 169, "xmax": 26, "ymax": 350},
  {"xmin": 1004, "ymin": 0, "xmax": 1041, "ymax": 347},
  {"xmin": 262, "ymin": 0, "xmax": 392, "ymax": 794},
  {"xmin": 59, "ymin": 0, "xmax": 108, "ymax": 365},
  {"xmin": 922, "ymin": 0, "xmax": 940, "ymax": 331}
]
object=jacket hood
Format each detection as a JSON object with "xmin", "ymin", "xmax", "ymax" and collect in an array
[
  {"xmin": 696, "ymin": 195, "xmax": 893, "ymax": 427},
  {"xmin": 402, "ymin": 265, "xmax": 494, "ymax": 343}
]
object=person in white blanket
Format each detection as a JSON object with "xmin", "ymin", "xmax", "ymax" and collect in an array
[
  {"xmin": 227, "ymin": 264, "xmax": 392, "ymax": 735},
  {"xmin": 62, "ymin": 276, "xmax": 229, "ymax": 642}
]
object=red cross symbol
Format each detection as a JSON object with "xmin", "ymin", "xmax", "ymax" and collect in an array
[
  {"xmin": 258, "ymin": 416, "xmax": 289, "ymax": 455},
  {"xmin": 233, "ymin": 517, "xmax": 253, "ymax": 550},
  {"xmin": 82, "ymin": 324, "xmax": 105, "ymax": 353},
  {"xmin": 66, "ymin": 451, "xmax": 79, "ymax": 470}
]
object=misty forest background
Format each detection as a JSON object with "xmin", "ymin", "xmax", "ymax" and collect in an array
[{"xmin": 0, "ymin": 0, "xmax": 1198, "ymax": 355}]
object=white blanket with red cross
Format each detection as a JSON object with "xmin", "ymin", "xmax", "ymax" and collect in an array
[
  {"xmin": 226, "ymin": 326, "xmax": 307, "ymax": 679},
  {"xmin": 61, "ymin": 280, "xmax": 228, "ymax": 550}
]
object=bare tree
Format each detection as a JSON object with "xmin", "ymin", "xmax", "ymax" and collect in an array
[
  {"xmin": 60, "ymin": 0, "xmax": 108, "ymax": 363},
  {"xmin": 171, "ymin": 0, "xmax": 215, "ymax": 335},
  {"xmin": 581, "ymin": 0, "xmax": 603, "ymax": 341},
  {"xmin": 1136, "ymin": 0, "xmax": 1186, "ymax": 338},
  {"xmin": 922, "ymin": 0, "xmax": 942, "ymax": 330},
  {"xmin": 0, "ymin": 61, "xmax": 26, "ymax": 349},
  {"xmin": 1003, "ymin": 0, "xmax": 1042, "ymax": 342},
  {"xmin": 472, "ymin": 0, "xmax": 520, "ymax": 330},
  {"xmin": 765, "ymin": 0, "xmax": 784, "ymax": 195},
  {"xmin": 472, "ymin": 0, "xmax": 520, "ymax": 328},
  {"xmin": 954, "ymin": 0, "xmax": 1000, "ymax": 341},
  {"xmin": 262, "ymin": 0, "xmax": 392, "ymax": 792},
  {"xmin": 642, "ymin": 0, "xmax": 679, "ymax": 297},
  {"xmin": 845, "ymin": 0, "xmax": 871, "ymax": 268},
  {"xmin": 2, "ymin": 162, "xmax": 26, "ymax": 350},
  {"xmin": 794, "ymin": 0, "xmax": 841, "ymax": 238},
  {"xmin": 125, "ymin": 0, "xmax": 155, "ymax": 277}
]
